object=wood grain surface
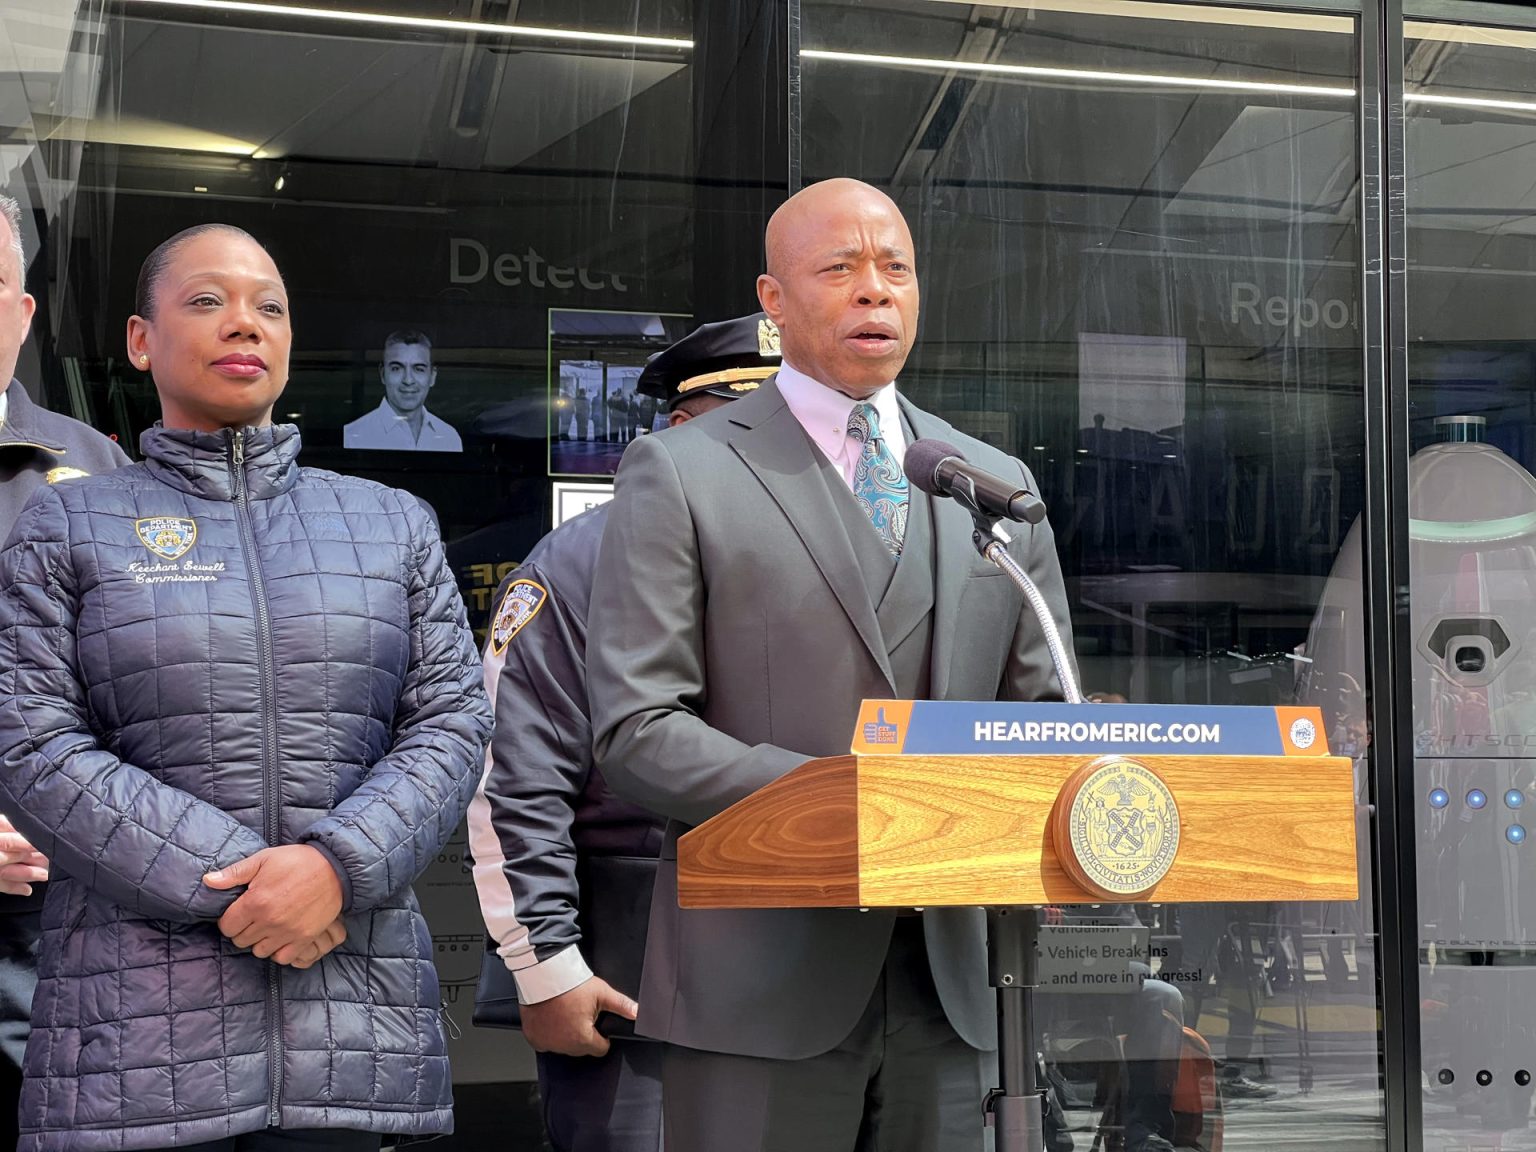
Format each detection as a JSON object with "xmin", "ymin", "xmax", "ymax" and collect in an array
[
  {"xmin": 677, "ymin": 755, "xmax": 861, "ymax": 908},
  {"xmin": 678, "ymin": 752, "xmax": 1357, "ymax": 909}
]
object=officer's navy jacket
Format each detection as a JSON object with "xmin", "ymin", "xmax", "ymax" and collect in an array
[
  {"xmin": 0, "ymin": 422, "xmax": 492, "ymax": 1150},
  {"xmin": 0, "ymin": 379, "xmax": 127, "ymax": 929},
  {"xmin": 0, "ymin": 379, "xmax": 130, "ymax": 537},
  {"xmin": 469, "ymin": 504, "xmax": 664, "ymax": 1012}
]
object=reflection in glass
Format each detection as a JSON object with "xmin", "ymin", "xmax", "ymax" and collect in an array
[
  {"xmin": 0, "ymin": 0, "xmax": 696, "ymax": 1126},
  {"xmin": 805, "ymin": 1, "xmax": 1380, "ymax": 1147},
  {"xmin": 1407, "ymin": 19, "xmax": 1536, "ymax": 1144}
]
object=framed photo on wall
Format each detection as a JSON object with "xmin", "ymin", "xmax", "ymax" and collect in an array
[{"xmin": 548, "ymin": 308, "xmax": 692, "ymax": 477}]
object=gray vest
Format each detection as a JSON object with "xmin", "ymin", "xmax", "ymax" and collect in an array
[{"xmin": 813, "ymin": 444, "xmax": 935, "ymax": 698}]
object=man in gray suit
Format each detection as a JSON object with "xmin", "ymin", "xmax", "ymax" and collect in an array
[{"xmin": 586, "ymin": 178, "xmax": 1072, "ymax": 1151}]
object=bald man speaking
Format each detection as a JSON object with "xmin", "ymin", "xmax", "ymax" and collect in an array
[{"xmin": 587, "ymin": 179, "xmax": 1073, "ymax": 1151}]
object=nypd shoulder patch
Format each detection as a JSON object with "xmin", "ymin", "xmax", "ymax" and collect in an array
[{"xmin": 491, "ymin": 579, "xmax": 548, "ymax": 655}]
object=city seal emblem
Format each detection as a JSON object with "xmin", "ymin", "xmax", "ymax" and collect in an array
[
  {"xmin": 1052, "ymin": 756, "xmax": 1180, "ymax": 900},
  {"xmin": 1289, "ymin": 716, "xmax": 1317, "ymax": 750},
  {"xmin": 135, "ymin": 516, "xmax": 198, "ymax": 561}
]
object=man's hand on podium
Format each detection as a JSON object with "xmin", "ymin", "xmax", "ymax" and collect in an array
[
  {"xmin": 1085, "ymin": 691, "xmax": 1127, "ymax": 704},
  {"xmin": 522, "ymin": 975, "xmax": 639, "ymax": 1057}
]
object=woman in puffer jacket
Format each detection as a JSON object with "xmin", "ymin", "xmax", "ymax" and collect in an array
[{"xmin": 0, "ymin": 224, "xmax": 493, "ymax": 1151}]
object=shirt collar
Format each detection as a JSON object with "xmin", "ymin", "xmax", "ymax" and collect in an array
[
  {"xmin": 376, "ymin": 399, "xmax": 445, "ymax": 429},
  {"xmin": 776, "ymin": 360, "xmax": 901, "ymax": 461}
]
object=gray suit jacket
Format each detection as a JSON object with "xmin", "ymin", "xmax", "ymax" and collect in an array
[{"xmin": 586, "ymin": 377, "xmax": 1073, "ymax": 1059}]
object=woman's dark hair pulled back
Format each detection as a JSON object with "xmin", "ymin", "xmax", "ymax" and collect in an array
[{"xmin": 133, "ymin": 224, "xmax": 266, "ymax": 319}]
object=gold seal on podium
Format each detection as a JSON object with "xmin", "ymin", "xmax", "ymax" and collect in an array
[{"xmin": 1052, "ymin": 756, "xmax": 1181, "ymax": 900}]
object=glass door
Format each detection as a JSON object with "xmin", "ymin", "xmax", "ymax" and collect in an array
[
  {"xmin": 801, "ymin": 2, "xmax": 1386, "ymax": 1148},
  {"xmin": 1403, "ymin": 8, "xmax": 1536, "ymax": 1149}
]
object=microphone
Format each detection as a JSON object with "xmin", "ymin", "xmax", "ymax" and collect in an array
[
  {"xmin": 904, "ymin": 438, "xmax": 1047, "ymax": 525},
  {"xmin": 906, "ymin": 437, "xmax": 1078, "ymax": 701}
]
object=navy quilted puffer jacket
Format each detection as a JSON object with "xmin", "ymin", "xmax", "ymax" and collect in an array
[{"xmin": 0, "ymin": 423, "xmax": 493, "ymax": 1150}]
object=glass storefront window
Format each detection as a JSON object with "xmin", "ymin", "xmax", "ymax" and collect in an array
[
  {"xmin": 18, "ymin": 0, "xmax": 1536, "ymax": 1147},
  {"xmin": 803, "ymin": 1, "xmax": 1384, "ymax": 1147},
  {"xmin": 1404, "ymin": 10, "xmax": 1536, "ymax": 1148},
  {"xmin": 2, "ymin": 1, "xmax": 699, "ymax": 1138},
  {"xmin": 4, "ymin": 0, "xmax": 695, "ymax": 622}
]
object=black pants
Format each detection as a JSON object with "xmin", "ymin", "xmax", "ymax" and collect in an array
[
  {"xmin": 0, "ymin": 908, "xmax": 40, "ymax": 1152},
  {"xmin": 660, "ymin": 918, "xmax": 993, "ymax": 1152},
  {"xmin": 147, "ymin": 1130, "xmax": 379, "ymax": 1152},
  {"xmin": 538, "ymin": 1039, "xmax": 663, "ymax": 1152}
]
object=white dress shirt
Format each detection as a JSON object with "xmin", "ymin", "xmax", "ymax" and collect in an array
[
  {"xmin": 775, "ymin": 361, "xmax": 905, "ymax": 491},
  {"xmin": 343, "ymin": 399, "xmax": 463, "ymax": 452}
]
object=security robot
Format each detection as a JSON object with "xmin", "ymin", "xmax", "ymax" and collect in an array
[{"xmin": 1301, "ymin": 415, "xmax": 1536, "ymax": 1144}]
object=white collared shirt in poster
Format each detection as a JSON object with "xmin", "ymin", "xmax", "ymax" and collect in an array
[{"xmin": 343, "ymin": 400, "xmax": 464, "ymax": 452}]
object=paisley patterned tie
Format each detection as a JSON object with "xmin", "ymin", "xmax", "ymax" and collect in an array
[{"xmin": 847, "ymin": 401, "xmax": 908, "ymax": 556}]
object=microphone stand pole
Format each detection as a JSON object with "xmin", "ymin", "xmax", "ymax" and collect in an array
[
  {"xmin": 970, "ymin": 511, "xmax": 1083, "ymax": 1152},
  {"xmin": 971, "ymin": 515, "xmax": 1081, "ymax": 706}
]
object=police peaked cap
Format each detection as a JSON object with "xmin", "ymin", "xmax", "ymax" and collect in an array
[{"xmin": 637, "ymin": 313, "xmax": 782, "ymax": 411}]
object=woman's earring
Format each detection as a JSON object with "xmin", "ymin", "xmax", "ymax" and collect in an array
[{"xmin": 139, "ymin": 355, "xmax": 149, "ymax": 367}]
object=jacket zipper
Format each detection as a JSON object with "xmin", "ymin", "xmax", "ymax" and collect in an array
[{"xmin": 229, "ymin": 430, "xmax": 285, "ymax": 1126}]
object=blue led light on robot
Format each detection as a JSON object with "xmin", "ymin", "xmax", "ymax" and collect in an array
[
  {"xmin": 1507, "ymin": 790, "xmax": 1525, "ymax": 809},
  {"xmin": 1429, "ymin": 788, "xmax": 1450, "ymax": 809},
  {"xmin": 1467, "ymin": 789, "xmax": 1488, "ymax": 809},
  {"xmin": 1507, "ymin": 825, "xmax": 1527, "ymax": 845}
]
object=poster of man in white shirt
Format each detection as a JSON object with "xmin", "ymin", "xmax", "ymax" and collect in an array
[{"xmin": 344, "ymin": 329, "xmax": 464, "ymax": 452}]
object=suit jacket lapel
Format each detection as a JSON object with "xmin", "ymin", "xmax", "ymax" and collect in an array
[
  {"xmin": 900, "ymin": 399, "xmax": 973, "ymax": 701},
  {"xmin": 728, "ymin": 379, "xmax": 896, "ymax": 692}
]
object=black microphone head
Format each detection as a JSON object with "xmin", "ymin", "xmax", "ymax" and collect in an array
[{"xmin": 905, "ymin": 438, "xmax": 967, "ymax": 497}]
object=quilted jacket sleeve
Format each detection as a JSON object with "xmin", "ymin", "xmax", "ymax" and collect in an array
[
  {"xmin": 0, "ymin": 488, "xmax": 270, "ymax": 921},
  {"xmin": 298, "ymin": 494, "xmax": 493, "ymax": 912}
]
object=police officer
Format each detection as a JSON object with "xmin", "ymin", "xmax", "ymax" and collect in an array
[
  {"xmin": 0, "ymin": 194, "xmax": 129, "ymax": 1149},
  {"xmin": 467, "ymin": 314, "xmax": 781, "ymax": 1152}
]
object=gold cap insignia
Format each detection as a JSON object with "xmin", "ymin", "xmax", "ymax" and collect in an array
[
  {"xmin": 757, "ymin": 317, "xmax": 782, "ymax": 359},
  {"xmin": 46, "ymin": 467, "xmax": 89, "ymax": 485},
  {"xmin": 676, "ymin": 366, "xmax": 776, "ymax": 397},
  {"xmin": 1052, "ymin": 756, "xmax": 1180, "ymax": 900}
]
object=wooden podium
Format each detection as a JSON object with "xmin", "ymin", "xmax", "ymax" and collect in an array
[
  {"xmin": 678, "ymin": 701, "xmax": 1356, "ymax": 909},
  {"xmin": 675, "ymin": 699, "xmax": 1358, "ymax": 1150}
]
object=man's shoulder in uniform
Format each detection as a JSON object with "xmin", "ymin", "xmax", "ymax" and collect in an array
[
  {"xmin": 24, "ymin": 400, "xmax": 130, "ymax": 473},
  {"xmin": 523, "ymin": 503, "xmax": 609, "ymax": 581},
  {"xmin": 489, "ymin": 503, "xmax": 611, "ymax": 625}
]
